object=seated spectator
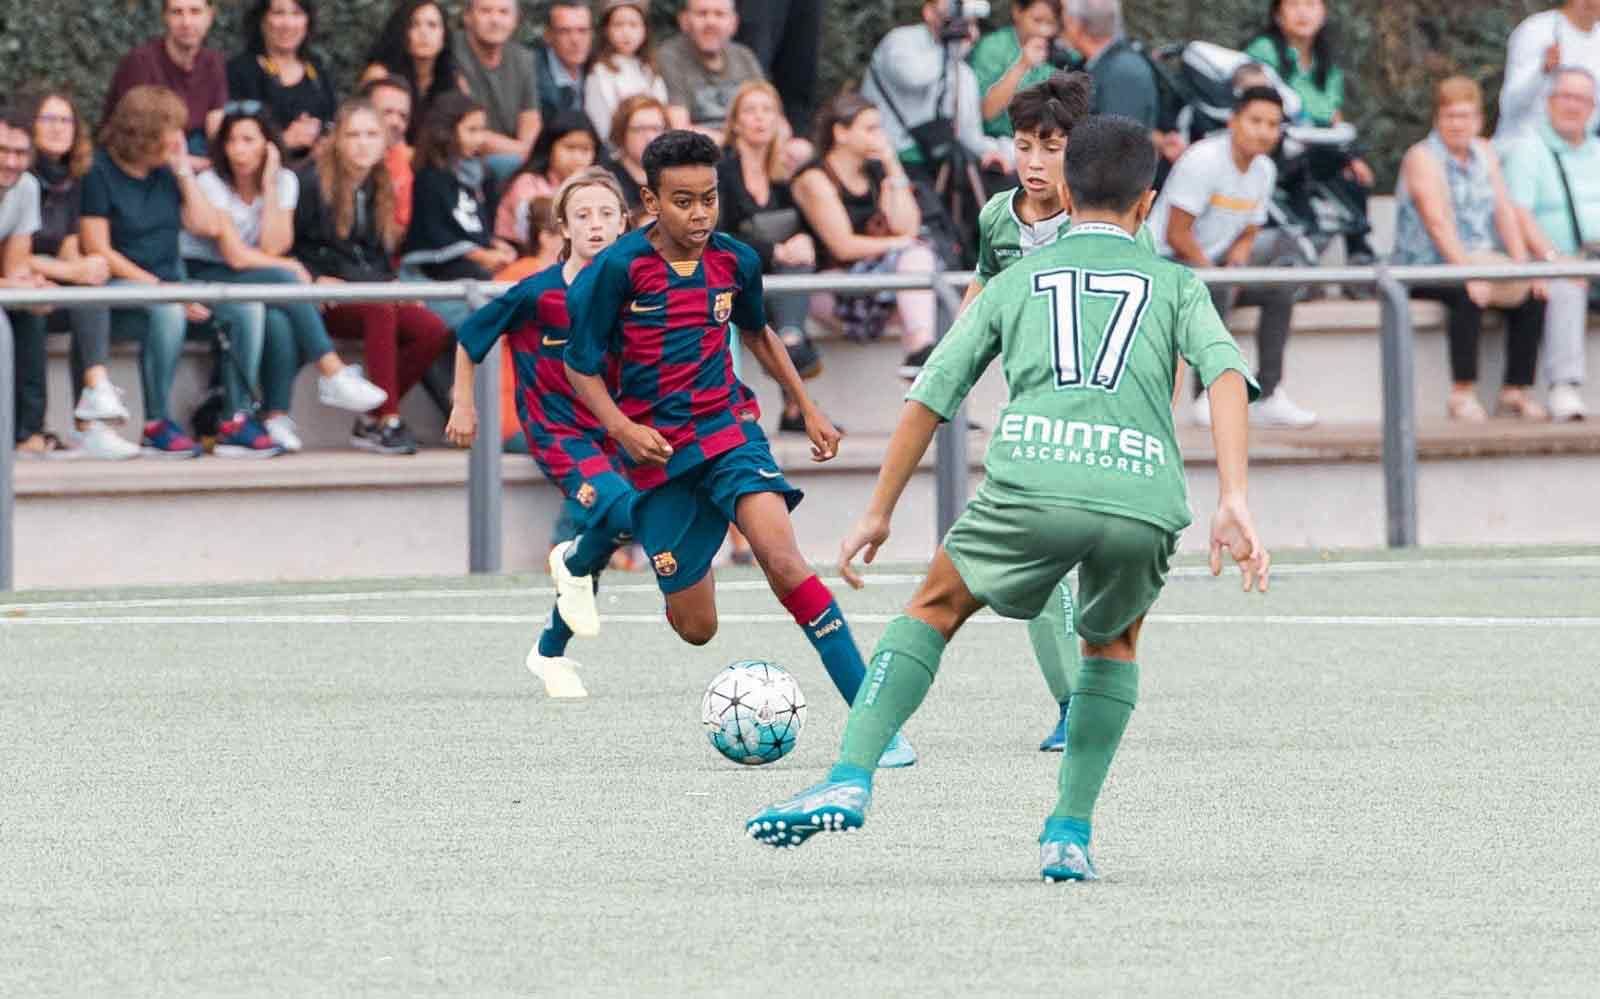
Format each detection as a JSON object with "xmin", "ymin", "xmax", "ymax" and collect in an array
[
  {"xmin": 358, "ymin": 76, "xmax": 417, "ymax": 230},
  {"xmin": 970, "ymin": 0, "xmax": 1061, "ymax": 138},
  {"xmin": 1243, "ymin": 0, "xmax": 1376, "ymax": 263},
  {"xmin": 792, "ymin": 91, "xmax": 940, "ymax": 378},
  {"xmin": 606, "ymin": 93, "xmax": 669, "ymax": 221},
  {"xmin": 103, "ymin": 0, "xmax": 229, "ymax": 165},
  {"xmin": 1495, "ymin": 1, "xmax": 1600, "ymax": 147},
  {"xmin": 454, "ymin": 0, "xmax": 543, "ymax": 180},
  {"xmin": 399, "ymin": 93, "xmax": 519, "ymax": 331},
  {"xmin": 0, "ymin": 105, "xmax": 66, "ymax": 458},
  {"xmin": 586, "ymin": 0, "xmax": 686, "ymax": 140},
  {"xmin": 495, "ymin": 110, "xmax": 601, "ymax": 244},
  {"xmin": 718, "ymin": 81, "xmax": 820, "ymax": 432},
  {"xmin": 180, "ymin": 107, "xmax": 388, "ymax": 452},
  {"xmin": 1060, "ymin": 0, "xmax": 1168, "ymax": 161},
  {"xmin": 292, "ymin": 99, "xmax": 452, "ymax": 454},
  {"xmin": 861, "ymin": 2, "xmax": 1011, "ymax": 181},
  {"xmin": 226, "ymin": 0, "xmax": 336, "ymax": 163},
  {"xmin": 80, "ymin": 85, "xmax": 275, "ymax": 458},
  {"xmin": 1153, "ymin": 85, "xmax": 1317, "ymax": 429},
  {"xmin": 21, "ymin": 91, "xmax": 138, "ymax": 460},
  {"xmin": 1504, "ymin": 66, "xmax": 1597, "ymax": 423},
  {"xmin": 657, "ymin": 0, "xmax": 766, "ymax": 144},
  {"xmin": 361, "ymin": 0, "xmax": 464, "ymax": 142},
  {"xmin": 735, "ymin": 0, "xmax": 824, "ymax": 135},
  {"xmin": 517, "ymin": 196, "xmax": 565, "ymax": 272},
  {"xmin": 534, "ymin": 1, "xmax": 594, "ymax": 124},
  {"xmin": 1394, "ymin": 76, "xmax": 1547, "ymax": 423}
]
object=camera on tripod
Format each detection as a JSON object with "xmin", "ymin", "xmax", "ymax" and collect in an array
[{"xmin": 940, "ymin": 0, "xmax": 991, "ymax": 42}]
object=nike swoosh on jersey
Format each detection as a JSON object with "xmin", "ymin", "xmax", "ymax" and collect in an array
[
  {"xmin": 629, "ymin": 300, "xmax": 663, "ymax": 313},
  {"xmin": 542, "ymin": 336, "xmax": 568, "ymax": 347}
]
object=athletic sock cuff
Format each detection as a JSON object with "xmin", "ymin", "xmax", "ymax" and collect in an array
[
  {"xmin": 780, "ymin": 575, "xmax": 834, "ymax": 626},
  {"xmin": 879, "ymin": 615, "xmax": 947, "ymax": 679},
  {"xmin": 1075, "ymin": 657, "xmax": 1139, "ymax": 708}
]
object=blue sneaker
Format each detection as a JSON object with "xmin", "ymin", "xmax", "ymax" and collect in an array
[
  {"xmin": 1039, "ymin": 701, "xmax": 1069, "ymax": 752},
  {"xmin": 140, "ymin": 419, "xmax": 200, "ymax": 459},
  {"xmin": 747, "ymin": 770, "xmax": 871, "ymax": 848},
  {"xmin": 215, "ymin": 412, "xmax": 284, "ymax": 459},
  {"xmin": 877, "ymin": 731, "xmax": 918, "ymax": 768},
  {"xmin": 1039, "ymin": 817, "xmax": 1097, "ymax": 882}
]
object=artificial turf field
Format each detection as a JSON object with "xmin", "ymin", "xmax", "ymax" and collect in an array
[{"xmin": 3, "ymin": 547, "xmax": 1599, "ymax": 997}]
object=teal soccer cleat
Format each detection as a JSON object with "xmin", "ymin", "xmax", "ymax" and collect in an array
[
  {"xmin": 877, "ymin": 731, "xmax": 918, "ymax": 768},
  {"xmin": 746, "ymin": 771, "xmax": 872, "ymax": 848},
  {"xmin": 1038, "ymin": 702, "xmax": 1069, "ymax": 752},
  {"xmin": 1039, "ymin": 817, "xmax": 1098, "ymax": 882}
]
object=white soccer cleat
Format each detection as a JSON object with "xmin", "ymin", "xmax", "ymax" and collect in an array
[
  {"xmin": 549, "ymin": 539, "xmax": 601, "ymax": 638},
  {"xmin": 525, "ymin": 650, "xmax": 589, "ymax": 699}
]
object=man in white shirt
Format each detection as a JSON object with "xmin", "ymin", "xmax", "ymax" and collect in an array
[
  {"xmin": 1153, "ymin": 86, "xmax": 1315, "ymax": 428},
  {"xmin": 1496, "ymin": 1, "xmax": 1600, "ymax": 147}
]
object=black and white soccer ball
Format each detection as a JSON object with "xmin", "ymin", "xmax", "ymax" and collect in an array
[{"xmin": 700, "ymin": 660, "xmax": 806, "ymax": 765}]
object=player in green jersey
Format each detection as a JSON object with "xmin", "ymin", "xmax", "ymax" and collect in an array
[{"xmin": 745, "ymin": 116, "xmax": 1271, "ymax": 881}]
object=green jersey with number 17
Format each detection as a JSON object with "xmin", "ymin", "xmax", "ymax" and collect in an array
[
  {"xmin": 909, "ymin": 222, "xmax": 1260, "ymax": 534},
  {"xmin": 974, "ymin": 188, "xmax": 1159, "ymax": 286}
]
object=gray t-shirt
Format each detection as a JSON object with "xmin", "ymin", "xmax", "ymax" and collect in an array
[
  {"xmin": 455, "ymin": 40, "xmax": 540, "ymax": 138},
  {"xmin": 655, "ymin": 35, "xmax": 765, "ymax": 130},
  {"xmin": 0, "ymin": 172, "xmax": 42, "ymax": 241}
]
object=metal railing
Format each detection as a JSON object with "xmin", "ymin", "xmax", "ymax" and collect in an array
[{"xmin": 5, "ymin": 259, "xmax": 1600, "ymax": 590}]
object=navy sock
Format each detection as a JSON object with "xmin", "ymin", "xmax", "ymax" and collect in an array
[
  {"xmin": 565, "ymin": 500, "xmax": 631, "ymax": 577},
  {"xmin": 537, "ymin": 605, "xmax": 574, "ymax": 658},
  {"xmin": 780, "ymin": 575, "xmax": 866, "ymax": 703}
]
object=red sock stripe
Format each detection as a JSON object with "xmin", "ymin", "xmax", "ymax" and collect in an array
[{"xmin": 780, "ymin": 575, "xmax": 834, "ymax": 626}]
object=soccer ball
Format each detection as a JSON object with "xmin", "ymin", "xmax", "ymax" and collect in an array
[{"xmin": 700, "ymin": 660, "xmax": 806, "ymax": 765}]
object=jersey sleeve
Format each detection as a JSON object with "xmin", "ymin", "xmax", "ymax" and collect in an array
[
  {"xmin": 973, "ymin": 192, "xmax": 1008, "ymax": 286},
  {"xmin": 1134, "ymin": 223, "xmax": 1158, "ymax": 254},
  {"xmin": 564, "ymin": 251, "xmax": 628, "ymax": 376},
  {"xmin": 730, "ymin": 239, "xmax": 768, "ymax": 331},
  {"xmin": 456, "ymin": 275, "xmax": 542, "ymax": 364},
  {"xmin": 1175, "ymin": 271, "xmax": 1261, "ymax": 401},
  {"xmin": 905, "ymin": 285, "xmax": 1002, "ymax": 420}
]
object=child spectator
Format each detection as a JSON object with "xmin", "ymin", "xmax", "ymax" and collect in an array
[
  {"xmin": 292, "ymin": 99, "xmax": 452, "ymax": 454},
  {"xmin": 226, "ymin": 0, "xmax": 337, "ymax": 163},
  {"xmin": 80, "ymin": 85, "xmax": 275, "ymax": 458},
  {"xmin": 181, "ymin": 107, "xmax": 388, "ymax": 452},
  {"xmin": 495, "ymin": 110, "xmax": 602, "ymax": 244},
  {"xmin": 361, "ymin": 0, "xmax": 464, "ymax": 142},
  {"xmin": 606, "ymin": 93, "xmax": 669, "ymax": 221},
  {"xmin": 358, "ymin": 76, "xmax": 417, "ymax": 230},
  {"xmin": 585, "ymin": 0, "xmax": 684, "ymax": 140},
  {"xmin": 398, "ymin": 92, "xmax": 518, "ymax": 332},
  {"xmin": 970, "ymin": 0, "xmax": 1061, "ymax": 138},
  {"xmin": 792, "ymin": 91, "xmax": 940, "ymax": 379},
  {"xmin": 22, "ymin": 91, "xmax": 138, "ymax": 459}
]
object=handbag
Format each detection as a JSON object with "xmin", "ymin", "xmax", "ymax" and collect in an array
[
  {"xmin": 867, "ymin": 62, "xmax": 957, "ymax": 165},
  {"xmin": 1462, "ymin": 250, "xmax": 1532, "ymax": 310},
  {"xmin": 737, "ymin": 208, "xmax": 803, "ymax": 247}
]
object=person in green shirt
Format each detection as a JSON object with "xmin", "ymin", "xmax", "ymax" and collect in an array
[
  {"xmin": 745, "ymin": 115, "xmax": 1271, "ymax": 882},
  {"xmin": 969, "ymin": 0, "xmax": 1062, "ymax": 138}
]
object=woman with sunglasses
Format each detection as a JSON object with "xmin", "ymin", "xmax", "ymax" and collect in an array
[{"xmin": 227, "ymin": 0, "xmax": 338, "ymax": 163}]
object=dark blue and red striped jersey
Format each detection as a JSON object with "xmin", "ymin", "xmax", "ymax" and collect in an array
[
  {"xmin": 565, "ymin": 226, "xmax": 769, "ymax": 490},
  {"xmin": 455, "ymin": 263, "xmax": 626, "ymax": 495}
]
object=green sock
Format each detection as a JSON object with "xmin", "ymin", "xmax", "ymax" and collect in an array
[
  {"xmin": 833, "ymin": 615, "xmax": 946, "ymax": 776},
  {"xmin": 1027, "ymin": 579, "xmax": 1079, "ymax": 705},
  {"xmin": 1052, "ymin": 657, "xmax": 1140, "ymax": 823}
]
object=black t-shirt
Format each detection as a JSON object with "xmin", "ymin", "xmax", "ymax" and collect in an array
[
  {"xmin": 794, "ymin": 156, "xmax": 886, "ymax": 270},
  {"xmin": 716, "ymin": 150, "xmax": 798, "ymax": 270},
  {"xmin": 80, "ymin": 149, "xmax": 183, "ymax": 281},
  {"xmin": 226, "ymin": 52, "xmax": 338, "ymax": 151},
  {"xmin": 400, "ymin": 163, "xmax": 496, "ymax": 273}
]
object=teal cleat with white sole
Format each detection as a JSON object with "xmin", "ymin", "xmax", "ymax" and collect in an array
[
  {"xmin": 877, "ymin": 731, "xmax": 918, "ymax": 768},
  {"xmin": 747, "ymin": 770, "xmax": 872, "ymax": 849},
  {"xmin": 1038, "ymin": 702, "xmax": 1069, "ymax": 752},
  {"xmin": 1039, "ymin": 817, "xmax": 1098, "ymax": 882}
]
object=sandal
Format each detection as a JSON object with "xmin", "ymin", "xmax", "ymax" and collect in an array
[
  {"xmin": 1447, "ymin": 388, "xmax": 1488, "ymax": 424},
  {"xmin": 15, "ymin": 432, "xmax": 74, "ymax": 460},
  {"xmin": 1496, "ymin": 389, "xmax": 1550, "ymax": 422}
]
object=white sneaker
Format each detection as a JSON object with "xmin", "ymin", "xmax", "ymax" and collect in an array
[
  {"xmin": 549, "ymin": 539, "xmax": 601, "ymax": 638},
  {"xmin": 71, "ymin": 421, "xmax": 140, "ymax": 460},
  {"xmin": 525, "ymin": 649, "xmax": 589, "ymax": 698},
  {"xmin": 318, "ymin": 364, "xmax": 388, "ymax": 413},
  {"xmin": 1190, "ymin": 391, "xmax": 1212, "ymax": 427},
  {"xmin": 1549, "ymin": 383, "xmax": 1588, "ymax": 423},
  {"xmin": 73, "ymin": 382, "xmax": 131, "ymax": 424},
  {"xmin": 1250, "ymin": 389, "xmax": 1318, "ymax": 429},
  {"xmin": 263, "ymin": 414, "xmax": 304, "ymax": 453}
]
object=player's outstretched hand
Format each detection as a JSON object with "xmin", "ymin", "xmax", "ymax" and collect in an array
[
  {"xmin": 804, "ymin": 407, "xmax": 842, "ymax": 463},
  {"xmin": 445, "ymin": 405, "xmax": 477, "ymax": 448},
  {"xmin": 1209, "ymin": 497, "xmax": 1270, "ymax": 593},
  {"xmin": 617, "ymin": 421, "xmax": 674, "ymax": 466},
  {"xmin": 838, "ymin": 514, "xmax": 890, "ymax": 590}
]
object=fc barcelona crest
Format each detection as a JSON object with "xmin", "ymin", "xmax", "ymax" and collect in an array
[
  {"xmin": 653, "ymin": 551, "xmax": 679, "ymax": 577},
  {"xmin": 576, "ymin": 482, "xmax": 597, "ymax": 508},
  {"xmin": 713, "ymin": 291, "xmax": 734, "ymax": 324}
]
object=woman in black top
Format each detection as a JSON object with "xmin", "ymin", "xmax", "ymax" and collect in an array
[
  {"xmin": 227, "ymin": 0, "xmax": 338, "ymax": 163},
  {"xmin": 361, "ymin": 0, "xmax": 464, "ymax": 144}
]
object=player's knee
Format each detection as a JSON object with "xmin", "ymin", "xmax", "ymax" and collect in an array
[{"xmin": 674, "ymin": 615, "xmax": 719, "ymax": 646}]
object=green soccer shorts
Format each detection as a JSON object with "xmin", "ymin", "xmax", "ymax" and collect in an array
[{"xmin": 943, "ymin": 493, "xmax": 1177, "ymax": 645}]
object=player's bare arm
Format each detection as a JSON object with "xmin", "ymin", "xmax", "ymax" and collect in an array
[
  {"xmin": 564, "ymin": 363, "xmax": 674, "ymax": 467},
  {"xmin": 445, "ymin": 345, "xmax": 478, "ymax": 448},
  {"xmin": 1206, "ymin": 370, "xmax": 1270, "ymax": 592},
  {"xmin": 838, "ymin": 401, "xmax": 942, "ymax": 590},
  {"xmin": 738, "ymin": 324, "xmax": 841, "ymax": 463}
]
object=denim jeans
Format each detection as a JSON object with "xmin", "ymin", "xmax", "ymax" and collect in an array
[
  {"xmin": 5, "ymin": 309, "xmax": 46, "ymax": 441},
  {"xmin": 106, "ymin": 279, "xmax": 264, "ymax": 422},
  {"xmin": 187, "ymin": 261, "xmax": 334, "ymax": 413}
]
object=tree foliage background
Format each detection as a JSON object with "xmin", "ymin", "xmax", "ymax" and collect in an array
[{"xmin": 0, "ymin": 0, "xmax": 1553, "ymax": 186}]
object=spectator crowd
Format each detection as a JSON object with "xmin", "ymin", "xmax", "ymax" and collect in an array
[{"xmin": 2, "ymin": 0, "xmax": 1594, "ymax": 466}]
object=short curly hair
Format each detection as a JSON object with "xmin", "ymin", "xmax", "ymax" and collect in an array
[
  {"xmin": 100, "ymin": 85, "xmax": 188, "ymax": 166},
  {"xmin": 641, "ymin": 129, "xmax": 719, "ymax": 190}
]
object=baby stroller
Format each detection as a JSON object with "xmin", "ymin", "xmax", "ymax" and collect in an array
[{"xmin": 1146, "ymin": 40, "xmax": 1370, "ymax": 267}]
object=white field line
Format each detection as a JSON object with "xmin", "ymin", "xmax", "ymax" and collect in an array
[
  {"xmin": 2, "ymin": 554, "xmax": 1597, "ymax": 616},
  {"xmin": 3, "ymin": 613, "xmax": 1598, "ymax": 628}
]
